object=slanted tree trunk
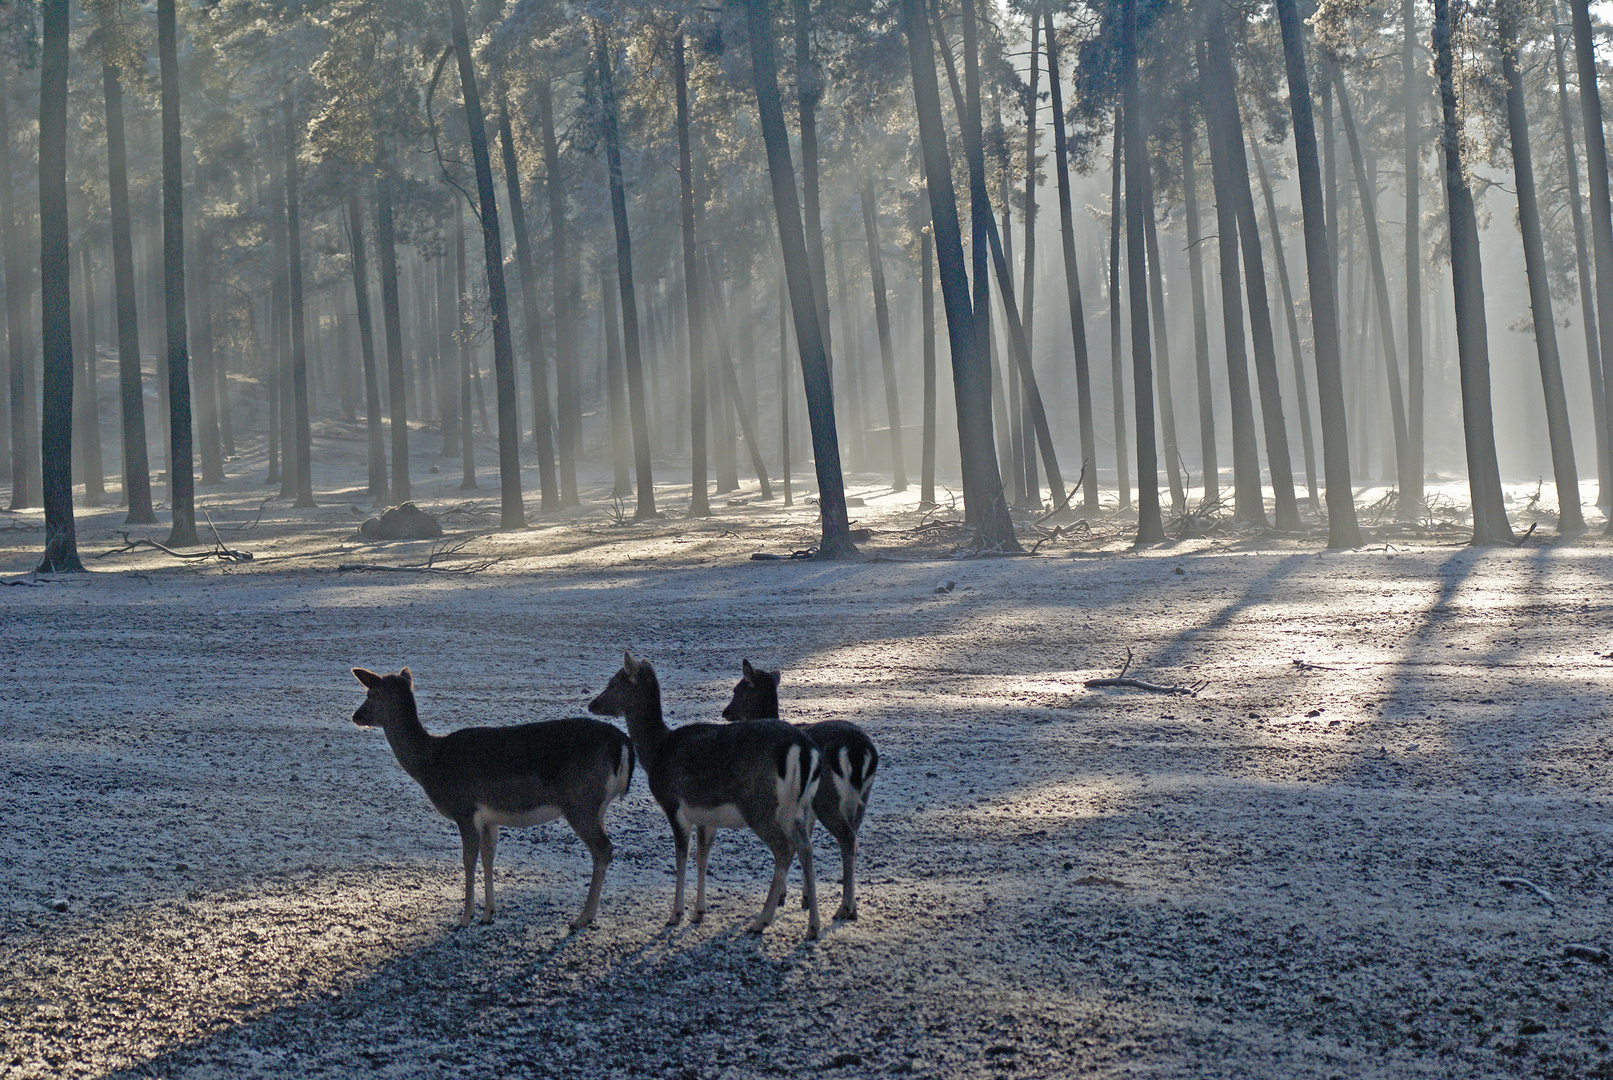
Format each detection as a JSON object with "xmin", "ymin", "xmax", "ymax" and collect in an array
[
  {"xmin": 1121, "ymin": 0, "xmax": 1163, "ymax": 543},
  {"xmin": 448, "ymin": 0, "xmax": 524, "ymax": 527},
  {"xmin": 1109, "ymin": 115, "xmax": 1130, "ymax": 510},
  {"xmin": 1552, "ymin": 13, "xmax": 1605, "ymax": 509},
  {"xmin": 743, "ymin": 0, "xmax": 857, "ymax": 556},
  {"xmin": 861, "ymin": 180, "xmax": 907, "ymax": 490},
  {"xmin": 497, "ymin": 97, "xmax": 558, "ymax": 512},
  {"xmin": 1273, "ymin": 0, "xmax": 1362, "ymax": 546},
  {"xmin": 1499, "ymin": 2, "xmax": 1582, "ymax": 532},
  {"xmin": 1335, "ymin": 72, "xmax": 1411, "ymax": 506},
  {"xmin": 675, "ymin": 35, "xmax": 710, "ymax": 517},
  {"xmin": 160, "ymin": 0, "xmax": 199, "ymax": 545},
  {"xmin": 102, "ymin": 51, "xmax": 154, "ymax": 523},
  {"xmin": 1, "ymin": 68, "xmax": 37, "ymax": 510},
  {"xmin": 1402, "ymin": 0, "xmax": 1426, "ymax": 517},
  {"xmin": 1434, "ymin": 0, "xmax": 1513, "ymax": 544},
  {"xmin": 985, "ymin": 214, "xmax": 1066, "ymax": 510},
  {"xmin": 346, "ymin": 187, "xmax": 386, "ymax": 499},
  {"xmin": 595, "ymin": 31, "xmax": 656, "ymax": 521},
  {"xmin": 282, "ymin": 96, "xmax": 314, "ymax": 509},
  {"xmin": 1250, "ymin": 134, "xmax": 1319, "ymax": 510},
  {"xmin": 1045, "ymin": 11, "xmax": 1097, "ymax": 512},
  {"xmin": 535, "ymin": 78, "xmax": 579, "ymax": 505},
  {"xmin": 1181, "ymin": 111, "xmax": 1218, "ymax": 507},
  {"xmin": 37, "ymin": 0, "xmax": 81, "ymax": 571},
  {"xmin": 704, "ymin": 252, "xmax": 772, "ymax": 498}
]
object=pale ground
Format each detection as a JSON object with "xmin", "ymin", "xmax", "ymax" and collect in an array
[{"xmin": 3, "ymin": 423, "xmax": 1612, "ymax": 1079}]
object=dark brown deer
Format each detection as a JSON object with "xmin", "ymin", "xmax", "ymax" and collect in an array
[
  {"xmin": 588, "ymin": 651, "xmax": 823, "ymax": 937},
  {"xmin": 349, "ymin": 667, "xmax": 634, "ymax": 929},
  {"xmin": 723, "ymin": 659, "xmax": 878, "ymax": 921}
]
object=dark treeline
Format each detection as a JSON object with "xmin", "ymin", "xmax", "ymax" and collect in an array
[{"xmin": 10, "ymin": 0, "xmax": 1613, "ymax": 570}]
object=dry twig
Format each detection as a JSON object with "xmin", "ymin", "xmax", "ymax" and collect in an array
[{"xmin": 1084, "ymin": 648, "xmax": 1205, "ymax": 695}]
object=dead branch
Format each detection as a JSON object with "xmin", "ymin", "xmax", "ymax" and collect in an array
[
  {"xmin": 339, "ymin": 533, "xmax": 500, "ymax": 574},
  {"xmin": 1510, "ymin": 522, "xmax": 1539, "ymax": 546},
  {"xmin": 96, "ymin": 531, "xmax": 253, "ymax": 564},
  {"xmin": 1292, "ymin": 659, "xmax": 1339, "ymax": 672},
  {"xmin": 1496, "ymin": 876, "xmax": 1556, "ymax": 905},
  {"xmin": 1084, "ymin": 648, "xmax": 1204, "ymax": 695}
]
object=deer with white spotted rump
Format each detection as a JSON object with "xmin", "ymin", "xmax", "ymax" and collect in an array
[
  {"xmin": 722, "ymin": 659, "xmax": 878, "ymax": 921},
  {"xmin": 349, "ymin": 667, "xmax": 634, "ymax": 929},
  {"xmin": 588, "ymin": 652, "xmax": 823, "ymax": 937}
]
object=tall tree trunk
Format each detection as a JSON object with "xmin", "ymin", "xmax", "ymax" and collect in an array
[
  {"xmin": 1274, "ymin": 0, "xmax": 1361, "ymax": 546},
  {"xmin": 1250, "ymin": 135, "xmax": 1319, "ymax": 509},
  {"xmin": 1552, "ymin": 13, "xmax": 1605, "ymax": 509},
  {"xmin": 704, "ymin": 252, "xmax": 773, "ymax": 498},
  {"xmin": 1568, "ymin": 0, "xmax": 1613, "ymax": 534},
  {"xmin": 76, "ymin": 242, "xmax": 105, "ymax": 506},
  {"xmin": 1402, "ymin": 0, "xmax": 1426, "ymax": 516},
  {"xmin": 1335, "ymin": 72, "xmax": 1411, "ymax": 506},
  {"xmin": 1020, "ymin": 22, "xmax": 1041, "ymax": 505},
  {"xmin": 861, "ymin": 180, "xmax": 907, "ymax": 490},
  {"xmin": 375, "ymin": 134, "xmax": 408, "ymax": 503},
  {"xmin": 448, "ymin": 0, "xmax": 525, "ymax": 527},
  {"xmin": 792, "ymin": 0, "xmax": 834, "ymax": 370},
  {"xmin": 102, "ymin": 53, "xmax": 154, "ymax": 522},
  {"xmin": 346, "ymin": 187, "xmax": 386, "ymax": 499},
  {"xmin": 920, "ymin": 226, "xmax": 936, "ymax": 507},
  {"xmin": 1136, "ymin": 118, "xmax": 1183, "ymax": 509},
  {"xmin": 595, "ymin": 31, "xmax": 656, "ymax": 520},
  {"xmin": 1181, "ymin": 110, "xmax": 1218, "ymax": 507},
  {"xmin": 1200, "ymin": 40, "xmax": 1264, "ymax": 525},
  {"xmin": 1045, "ymin": 11, "xmax": 1097, "ymax": 512},
  {"xmin": 160, "ymin": 0, "xmax": 199, "ymax": 544},
  {"xmin": 744, "ymin": 0, "xmax": 855, "ymax": 555},
  {"xmin": 986, "ymin": 213, "xmax": 1066, "ymax": 509},
  {"xmin": 497, "ymin": 97, "xmax": 558, "ymax": 512},
  {"xmin": 2, "ymin": 69, "xmax": 37, "ymax": 510},
  {"xmin": 1433, "ymin": 0, "xmax": 1513, "ymax": 544},
  {"xmin": 602, "ymin": 263, "xmax": 631, "ymax": 498},
  {"xmin": 1499, "ymin": 5, "xmax": 1582, "ymax": 532},
  {"xmin": 1121, "ymin": 0, "xmax": 1163, "ymax": 542},
  {"xmin": 674, "ymin": 35, "xmax": 710, "ymax": 517},
  {"xmin": 778, "ymin": 272, "xmax": 792, "ymax": 505},
  {"xmin": 899, "ymin": 0, "xmax": 1014, "ymax": 549},
  {"xmin": 37, "ymin": 0, "xmax": 81, "ymax": 571},
  {"xmin": 282, "ymin": 96, "xmax": 314, "ymax": 509},
  {"xmin": 535, "ymin": 79, "xmax": 579, "ymax": 505},
  {"xmin": 454, "ymin": 202, "xmax": 476, "ymax": 489},
  {"xmin": 189, "ymin": 169, "xmax": 222, "ymax": 487},
  {"xmin": 1109, "ymin": 114, "xmax": 1130, "ymax": 510}
]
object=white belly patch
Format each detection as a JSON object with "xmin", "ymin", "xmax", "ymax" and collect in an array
[
  {"xmin": 679, "ymin": 802, "xmax": 747, "ymax": 830},
  {"xmin": 474, "ymin": 804, "xmax": 563, "ymax": 830}
]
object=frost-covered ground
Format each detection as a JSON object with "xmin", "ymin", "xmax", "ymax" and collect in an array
[{"xmin": 2, "ymin": 434, "xmax": 1612, "ymax": 1079}]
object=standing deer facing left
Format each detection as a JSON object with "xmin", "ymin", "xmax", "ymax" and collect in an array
[{"xmin": 349, "ymin": 667, "xmax": 634, "ymax": 929}]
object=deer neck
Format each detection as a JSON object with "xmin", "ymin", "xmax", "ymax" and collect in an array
[
  {"xmin": 379, "ymin": 699, "xmax": 437, "ymax": 782},
  {"xmin": 622, "ymin": 693, "xmax": 671, "ymax": 772}
]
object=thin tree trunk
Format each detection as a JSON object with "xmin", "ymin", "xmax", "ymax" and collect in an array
[
  {"xmin": 282, "ymin": 95, "xmax": 314, "ymax": 509},
  {"xmin": 102, "ymin": 53, "xmax": 153, "ymax": 522},
  {"xmin": 705, "ymin": 252, "xmax": 772, "ymax": 498},
  {"xmin": 1434, "ymin": 0, "xmax": 1513, "ymax": 544},
  {"xmin": 793, "ymin": 0, "xmax": 834, "ymax": 371},
  {"xmin": 1250, "ymin": 134, "xmax": 1319, "ymax": 510},
  {"xmin": 160, "ymin": 0, "xmax": 199, "ymax": 544},
  {"xmin": 2, "ymin": 68, "xmax": 37, "ymax": 510},
  {"xmin": 1274, "ymin": 0, "xmax": 1361, "ymax": 546},
  {"xmin": 373, "ymin": 134, "xmax": 408, "ymax": 503},
  {"xmin": 675, "ymin": 36, "xmax": 710, "ymax": 517},
  {"xmin": 77, "ymin": 244, "xmax": 105, "ymax": 506},
  {"xmin": 1121, "ymin": 0, "xmax": 1163, "ymax": 542},
  {"xmin": 1138, "ymin": 128, "xmax": 1183, "ymax": 509},
  {"xmin": 744, "ymin": 0, "xmax": 856, "ymax": 556},
  {"xmin": 1109, "ymin": 115, "xmax": 1130, "ymax": 510},
  {"xmin": 37, "ymin": 0, "xmax": 81, "ymax": 570},
  {"xmin": 497, "ymin": 97, "xmax": 558, "ymax": 511},
  {"xmin": 1499, "ymin": 5, "xmax": 1582, "ymax": 532},
  {"xmin": 861, "ymin": 180, "xmax": 907, "ymax": 490},
  {"xmin": 1044, "ymin": 11, "xmax": 1097, "ymax": 512},
  {"xmin": 779, "ymin": 271, "xmax": 792, "ymax": 506},
  {"xmin": 1182, "ymin": 110, "xmax": 1218, "ymax": 507},
  {"xmin": 1402, "ymin": 0, "xmax": 1426, "ymax": 516},
  {"xmin": 920, "ymin": 227, "xmax": 936, "ymax": 507},
  {"xmin": 535, "ymin": 80, "xmax": 578, "ymax": 505},
  {"xmin": 346, "ymin": 188, "xmax": 386, "ymax": 499},
  {"xmin": 595, "ymin": 31, "xmax": 655, "ymax": 520},
  {"xmin": 602, "ymin": 263, "xmax": 631, "ymax": 498},
  {"xmin": 454, "ymin": 202, "xmax": 476, "ymax": 489},
  {"xmin": 448, "ymin": 0, "xmax": 524, "ymax": 527}
]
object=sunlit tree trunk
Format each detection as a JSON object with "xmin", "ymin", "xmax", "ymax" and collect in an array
[
  {"xmin": 1045, "ymin": 11, "xmax": 1097, "ymax": 512},
  {"xmin": 1434, "ymin": 0, "xmax": 1512, "ymax": 544},
  {"xmin": 76, "ymin": 235, "xmax": 105, "ymax": 507},
  {"xmin": 793, "ymin": 0, "xmax": 834, "ymax": 369},
  {"xmin": 920, "ymin": 227, "xmax": 936, "ymax": 507},
  {"xmin": 1402, "ymin": 0, "xmax": 1426, "ymax": 517},
  {"xmin": 675, "ymin": 36, "xmax": 710, "ymax": 517},
  {"xmin": 1499, "ymin": 2, "xmax": 1581, "ymax": 532},
  {"xmin": 160, "ymin": 0, "xmax": 199, "ymax": 544},
  {"xmin": 1109, "ymin": 115, "xmax": 1129, "ymax": 510},
  {"xmin": 1181, "ymin": 111, "xmax": 1217, "ymax": 507},
  {"xmin": 1274, "ymin": 0, "xmax": 1361, "ymax": 546},
  {"xmin": 374, "ymin": 135, "xmax": 408, "ymax": 504},
  {"xmin": 345, "ymin": 188, "xmax": 386, "ymax": 499},
  {"xmin": 862, "ymin": 181, "xmax": 907, "ymax": 491},
  {"xmin": 744, "ymin": 0, "xmax": 856, "ymax": 556},
  {"xmin": 535, "ymin": 78, "xmax": 579, "ymax": 505},
  {"xmin": 1139, "ymin": 137, "xmax": 1183, "ymax": 510},
  {"xmin": 37, "ymin": 0, "xmax": 81, "ymax": 571},
  {"xmin": 1121, "ymin": 0, "xmax": 1163, "ymax": 542},
  {"xmin": 282, "ymin": 95, "xmax": 314, "ymax": 509}
]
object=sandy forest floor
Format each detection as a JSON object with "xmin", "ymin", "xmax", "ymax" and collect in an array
[{"xmin": 2, "ymin": 427, "xmax": 1612, "ymax": 1079}]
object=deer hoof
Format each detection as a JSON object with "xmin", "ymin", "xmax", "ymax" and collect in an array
[
  {"xmin": 745, "ymin": 918, "xmax": 767, "ymax": 935},
  {"xmin": 479, "ymin": 912, "xmax": 494, "ymax": 925},
  {"xmin": 690, "ymin": 908, "xmax": 706, "ymax": 924},
  {"xmin": 569, "ymin": 915, "xmax": 594, "ymax": 931},
  {"xmin": 666, "ymin": 912, "xmax": 684, "ymax": 927},
  {"xmin": 806, "ymin": 918, "xmax": 821, "ymax": 939},
  {"xmin": 835, "ymin": 904, "xmax": 858, "ymax": 921}
]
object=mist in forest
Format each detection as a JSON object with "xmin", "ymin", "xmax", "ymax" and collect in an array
[{"xmin": 8, "ymin": 0, "xmax": 1613, "ymax": 570}]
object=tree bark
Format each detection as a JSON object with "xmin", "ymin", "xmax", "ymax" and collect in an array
[
  {"xmin": 1121, "ymin": 0, "xmax": 1163, "ymax": 543},
  {"xmin": 792, "ymin": 0, "xmax": 834, "ymax": 371},
  {"xmin": 102, "ymin": 53, "xmax": 154, "ymax": 522},
  {"xmin": 1499, "ymin": 3, "xmax": 1582, "ymax": 532},
  {"xmin": 346, "ymin": 188, "xmax": 386, "ymax": 499},
  {"xmin": 37, "ymin": 0, "xmax": 81, "ymax": 571},
  {"xmin": 535, "ymin": 79, "xmax": 579, "ymax": 504},
  {"xmin": 920, "ymin": 226, "xmax": 936, "ymax": 507},
  {"xmin": 1273, "ymin": 0, "xmax": 1361, "ymax": 546},
  {"xmin": 1181, "ymin": 110, "xmax": 1217, "ymax": 507},
  {"xmin": 1402, "ymin": 0, "xmax": 1426, "ymax": 516},
  {"xmin": 744, "ymin": 0, "xmax": 857, "ymax": 556},
  {"xmin": 448, "ymin": 0, "xmax": 525, "ymax": 527},
  {"xmin": 1433, "ymin": 0, "xmax": 1513, "ymax": 544},
  {"xmin": 675, "ymin": 35, "xmax": 710, "ymax": 517},
  {"xmin": 282, "ymin": 95, "xmax": 314, "ymax": 509},
  {"xmin": 161, "ymin": 0, "xmax": 199, "ymax": 544},
  {"xmin": 602, "ymin": 262, "xmax": 631, "ymax": 498},
  {"xmin": 76, "ymin": 236, "xmax": 105, "ymax": 506},
  {"xmin": 1109, "ymin": 114, "xmax": 1130, "ymax": 509},
  {"xmin": 497, "ymin": 97, "xmax": 558, "ymax": 511},
  {"xmin": 454, "ymin": 201, "xmax": 476, "ymax": 489},
  {"xmin": 595, "ymin": 32, "xmax": 656, "ymax": 520},
  {"xmin": 1044, "ymin": 11, "xmax": 1097, "ymax": 512},
  {"xmin": 0, "ymin": 70, "xmax": 38, "ymax": 511},
  {"xmin": 861, "ymin": 181, "xmax": 907, "ymax": 490}
]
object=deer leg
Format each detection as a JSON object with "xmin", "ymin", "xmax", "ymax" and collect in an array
[
  {"xmin": 456, "ymin": 821, "xmax": 478, "ymax": 928},
  {"xmin": 747, "ymin": 824, "xmax": 792, "ymax": 934},
  {"xmin": 795, "ymin": 818, "xmax": 821, "ymax": 939},
  {"xmin": 564, "ymin": 805, "xmax": 614, "ymax": 930},
  {"xmin": 479, "ymin": 824, "xmax": 498, "ymax": 924},
  {"xmin": 821, "ymin": 811, "xmax": 858, "ymax": 920},
  {"xmin": 667, "ymin": 811, "xmax": 690, "ymax": 927},
  {"xmin": 692, "ymin": 826, "xmax": 716, "ymax": 922}
]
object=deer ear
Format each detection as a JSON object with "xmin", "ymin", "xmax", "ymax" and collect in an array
[
  {"xmin": 742, "ymin": 658, "xmax": 757, "ymax": 680},
  {"xmin": 399, "ymin": 667, "xmax": 412, "ymax": 685},
  {"xmin": 623, "ymin": 651, "xmax": 639, "ymax": 675},
  {"xmin": 768, "ymin": 669, "xmax": 782, "ymax": 689},
  {"xmin": 353, "ymin": 667, "xmax": 382, "ymax": 689}
]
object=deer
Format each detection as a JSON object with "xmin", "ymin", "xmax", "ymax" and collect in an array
[
  {"xmin": 349, "ymin": 666, "xmax": 634, "ymax": 930},
  {"xmin": 588, "ymin": 651, "xmax": 823, "ymax": 938},
  {"xmin": 722, "ymin": 659, "xmax": 878, "ymax": 921}
]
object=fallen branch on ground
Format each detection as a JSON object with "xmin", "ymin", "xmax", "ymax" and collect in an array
[
  {"xmin": 338, "ymin": 533, "xmax": 499, "ymax": 574},
  {"xmin": 1083, "ymin": 648, "xmax": 1206, "ymax": 695},
  {"xmin": 96, "ymin": 529, "xmax": 253, "ymax": 564},
  {"xmin": 1292, "ymin": 659, "xmax": 1339, "ymax": 672},
  {"xmin": 1496, "ymin": 877, "xmax": 1555, "ymax": 905}
]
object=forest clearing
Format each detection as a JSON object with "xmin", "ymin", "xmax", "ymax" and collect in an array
[{"xmin": 3, "ymin": 449, "xmax": 1611, "ymax": 1080}]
